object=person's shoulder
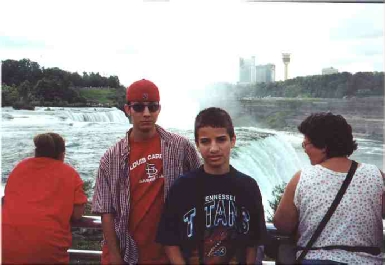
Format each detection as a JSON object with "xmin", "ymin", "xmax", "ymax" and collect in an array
[
  {"xmin": 16, "ymin": 157, "xmax": 34, "ymax": 166},
  {"xmin": 172, "ymin": 168, "xmax": 201, "ymax": 187},
  {"xmin": 166, "ymin": 131, "xmax": 190, "ymax": 143},
  {"xmin": 231, "ymin": 169, "xmax": 264, "ymax": 199},
  {"xmin": 181, "ymin": 167, "xmax": 202, "ymax": 179},
  {"xmin": 232, "ymin": 168, "xmax": 259, "ymax": 186},
  {"xmin": 10, "ymin": 157, "xmax": 35, "ymax": 172},
  {"xmin": 156, "ymin": 125, "xmax": 191, "ymax": 144},
  {"xmin": 299, "ymin": 165, "xmax": 316, "ymax": 175},
  {"xmin": 358, "ymin": 162, "xmax": 382, "ymax": 176},
  {"xmin": 59, "ymin": 161, "xmax": 80, "ymax": 175},
  {"xmin": 109, "ymin": 136, "xmax": 127, "ymax": 151},
  {"xmin": 234, "ymin": 168, "xmax": 255, "ymax": 182},
  {"xmin": 359, "ymin": 162, "xmax": 377, "ymax": 170},
  {"xmin": 102, "ymin": 136, "xmax": 127, "ymax": 158}
]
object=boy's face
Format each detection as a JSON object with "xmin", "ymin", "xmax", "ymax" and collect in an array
[
  {"xmin": 124, "ymin": 101, "xmax": 161, "ymax": 133},
  {"xmin": 196, "ymin": 126, "xmax": 236, "ymax": 174}
]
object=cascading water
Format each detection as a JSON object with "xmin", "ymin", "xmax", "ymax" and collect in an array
[
  {"xmin": 62, "ymin": 108, "xmax": 128, "ymax": 123},
  {"xmin": 3, "ymin": 107, "xmax": 129, "ymax": 124},
  {"xmin": 231, "ymin": 133, "xmax": 301, "ymax": 212},
  {"xmin": 1, "ymin": 107, "xmax": 383, "ymax": 216}
]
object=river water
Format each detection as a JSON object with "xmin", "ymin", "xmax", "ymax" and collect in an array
[{"xmin": 1, "ymin": 107, "xmax": 383, "ymax": 214}]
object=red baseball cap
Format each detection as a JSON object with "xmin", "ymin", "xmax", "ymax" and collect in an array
[{"xmin": 126, "ymin": 79, "xmax": 160, "ymax": 102}]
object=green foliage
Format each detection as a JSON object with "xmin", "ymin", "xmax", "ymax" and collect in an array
[
  {"xmin": 12, "ymin": 101, "xmax": 35, "ymax": 110},
  {"xmin": 79, "ymin": 89, "xmax": 118, "ymax": 104},
  {"xmin": 1, "ymin": 58, "xmax": 123, "ymax": 107},
  {"xmin": 71, "ymin": 238, "xmax": 101, "ymax": 251},
  {"xmin": 264, "ymin": 111, "xmax": 291, "ymax": 129},
  {"xmin": 107, "ymin": 76, "xmax": 120, "ymax": 88},
  {"xmin": 2, "ymin": 59, "xmax": 43, "ymax": 87},
  {"xmin": 267, "ymin": 182, "xmax": 287, "ymax": 222},
  {"xmin": 83, "ymin": 179, "xmax": 94, "ymax": 199},
  {"xmin": 82, "ymin": 179, "xmax": 95, "ymax": 216},
  {"xmin": 209, "ymin": 72, "xmax": 384, "ymax": 99},
  {"xmin": 1, "ymin": 85, "xmax": 20, "ymax": 107},
  {"xmin": 18, "ymin": 80, "xmax": 32, "ymax": 101}
]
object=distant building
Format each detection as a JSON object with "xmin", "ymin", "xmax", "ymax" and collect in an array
[
  {"xmin": 282, "ymin": 53, "xmax": 291, "ymax": 80},
  {"xmin": 322, "ymin": 67, "xmax": 339, "ymax": 75},
  {"xmin": 255, "ymin": 64, "xmax": 275, "ymax": 83},
  {"xmin": 239, "ymin": 56, "xmax": 256, "ymax": 84}
]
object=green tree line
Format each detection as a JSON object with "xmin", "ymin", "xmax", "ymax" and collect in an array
[
  {"xmin": 1, "ymin": 58, "xmax": 126, "ymax": 109},
  {"xmin": 210, "ymin": 71, "xmax": 384, "ymax": 99}
]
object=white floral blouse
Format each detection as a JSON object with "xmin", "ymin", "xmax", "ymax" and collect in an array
[{"xmin": 294, "ymin": 163, "xmax": 384, "ymax": 264}]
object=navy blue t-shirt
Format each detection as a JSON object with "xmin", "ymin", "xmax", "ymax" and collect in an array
[{"xmin": 156, "ymin": 166, "xmax": 267, "ymax": 264}]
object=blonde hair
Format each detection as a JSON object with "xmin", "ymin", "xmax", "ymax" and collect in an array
[{"xmin": 33, "ymin": 133, "xmax": 65, "ymax": 160}]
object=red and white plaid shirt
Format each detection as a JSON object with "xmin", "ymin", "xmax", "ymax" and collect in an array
[{"xmin": 92, "ymin": 125, "xmax": 201, "ymax": 264}]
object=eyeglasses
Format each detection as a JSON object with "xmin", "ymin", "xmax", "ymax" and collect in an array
[
  {"xmin": 302, "ymin": 142, "xmax": 312, "ymax": 149},
  {"xmin": 129, "ymin": 103, "xmax": 160, "ymax": 113}
]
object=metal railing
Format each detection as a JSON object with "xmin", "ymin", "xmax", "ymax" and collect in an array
[
  {"xmin": 70, "ymin": 216, "xmax": 103, "ymax": 261},
  {"xmin": 69, "ymin": 216, "xmax": 385, "ymax": 263}
]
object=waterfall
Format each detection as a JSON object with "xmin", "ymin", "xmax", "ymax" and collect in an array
[
  {"xmin": 1, "ymin": 107, "xmax": 383, "ymax": 222},
  {"xmin": 170, "ymin": 127, "xmax": 302, "ymax": 208},
  {"xmin": 170, "ymin": 127, "xmax": 303, "ymax": 215},
  {"xmin": 63, "ymin": 108, "xmax": 128, "ymax": 123},
  {"xmin": 231, "ymin": 133, "xmax": 302, "ymax": 214},
  {"xmin": 2, "ymin": 107, "xmax": 129, "ymax": 124}
]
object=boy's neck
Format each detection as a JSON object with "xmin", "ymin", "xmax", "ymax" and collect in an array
[
  {"xmin": 130, "ymin": 127, "xmax": 157, "ymax": 142},
  {"xmin": 203, "ymin": 164, "xmax": 231, "ymax": 175}
]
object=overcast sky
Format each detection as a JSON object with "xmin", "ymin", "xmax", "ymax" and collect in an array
[{"xmin": 1, "ymin": 0, "xmax": 384, "ymax": 91}]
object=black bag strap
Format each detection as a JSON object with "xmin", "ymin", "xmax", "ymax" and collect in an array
[
  {"xmin": 296, "ymin": 160, "xmax": 358, "ymax": 263},
  {"xmin": 297, "ymin": 245, "xmax": 381, "ymax": 256}
]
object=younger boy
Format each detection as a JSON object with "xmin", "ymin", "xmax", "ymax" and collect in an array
[{"xmin": 156, "ymin": 107, "xmax": 267, "ymax": 264}]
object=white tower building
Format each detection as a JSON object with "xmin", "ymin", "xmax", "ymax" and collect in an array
[{"xmin": 282, "ymin": 53, "xmax": 291, "ymax": 81}]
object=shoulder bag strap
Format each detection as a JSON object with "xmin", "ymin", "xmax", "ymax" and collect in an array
[{"xmin": 296, "ymin": 160, "xmax": 358, "ymax": 263}]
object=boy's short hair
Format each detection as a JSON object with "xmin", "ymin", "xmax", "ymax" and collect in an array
[
  {"xmin": 194, "ymin": 107, "xmax": 235, "ymax": 143},
  {"xmin": 34, "ymin": 132, "xmax": 65, "ymax": 160}
]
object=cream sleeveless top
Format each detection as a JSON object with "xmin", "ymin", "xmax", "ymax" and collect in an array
[{"xmin": 294, "ymin": 163, "xmax": 384, "ymax": 264}]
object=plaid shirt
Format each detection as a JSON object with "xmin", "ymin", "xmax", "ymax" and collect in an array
[{"xmin": 92, "ymin": 125, "xmax": 201, "ymax": 264}]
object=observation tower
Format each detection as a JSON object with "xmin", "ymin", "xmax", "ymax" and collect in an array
[{"xmin": 282, "ymin": 53, "xmax": 291, "ymax": 80}]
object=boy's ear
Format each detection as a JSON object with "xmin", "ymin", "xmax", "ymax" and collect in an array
[
  {"xmin": 58, "ymin": 152, "xmax": 65, "ymax": 162},
  {"xmin": 231, "ymin": 135, "xmax": 236, "ymax": 148},
  {"xmin": 124, "ymin": 104, "xmax": 131, "ymax": 117}
]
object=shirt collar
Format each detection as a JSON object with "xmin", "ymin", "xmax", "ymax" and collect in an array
[{"xmin": 120, "ymin": 124, "xmax": 171, "ymax": 163}]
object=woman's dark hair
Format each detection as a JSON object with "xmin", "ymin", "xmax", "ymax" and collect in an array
[
  {"xmin": 194, "ymin": 107, "xmax": 235, "ymax": 143},
  {"xmin": 298, "ymin": 112, "xmax": 358, "ymax": 158},
  {"xmin": 33, "ymin": 133, "xmax": 65, "ymax": 160}
]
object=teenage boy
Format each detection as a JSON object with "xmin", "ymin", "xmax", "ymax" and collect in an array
[
  {"xmin": 92, "ymin": 79, "xmax": 201, "ymax": 264},
  {"xmin": 156, "ymin": 107, "xmax": 267, "ymax": 264}
]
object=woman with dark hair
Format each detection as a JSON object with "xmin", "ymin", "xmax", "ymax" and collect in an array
[
  {"xmin": 2, "ymin": 132, "xmax": 87, "ymax": 264},
  {"xmin": 274, "ymin": 112, "xmax": 384, "ymax": 264}
]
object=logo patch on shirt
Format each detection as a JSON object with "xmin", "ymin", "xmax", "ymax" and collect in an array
[
  {"xmin": 145, "ymin": 163, "xmax": 158, "ymax": 177},
  {"xmin": 139, "ymin": 163, "xmax": 163, "ymax": 184},
  {"xmin": 212, "ymin": 246, "xmax": 226, "ymax": 257}
]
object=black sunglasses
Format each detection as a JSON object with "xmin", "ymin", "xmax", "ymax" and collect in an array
[{"xmin": 129, "ymin": 103, "xmax": 160, "ymax": 113}]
